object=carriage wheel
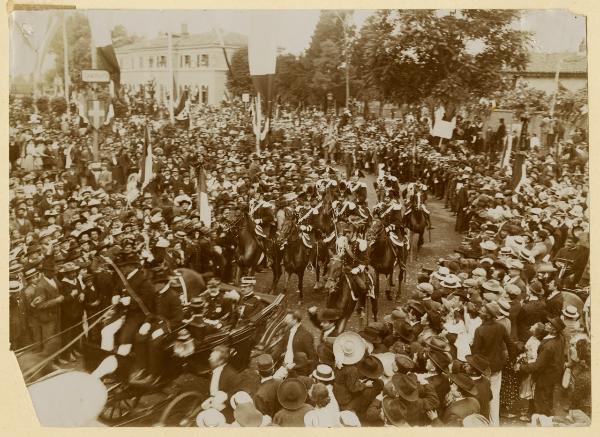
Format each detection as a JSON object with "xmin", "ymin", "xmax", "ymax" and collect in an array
[
  {"xmin": 155, "ymin": 391, "xmax": 204, "ymax": 427},
  {"xmin": 99, "ymin": 383, "xmax": 141, "ymax": 424}
]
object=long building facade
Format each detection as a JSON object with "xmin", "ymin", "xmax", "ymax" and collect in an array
[{"xmin": 114, "ymin": 27, "xmax": 246, "ymax": 106}]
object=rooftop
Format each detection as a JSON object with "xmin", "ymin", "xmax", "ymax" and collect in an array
[
  {"xmin": 115, "ymin": 30, "xmax": 247, "ymax": 52},
  {"xmin": 507, "ymin": 52, "xmax": 587, "ymax": 74}
]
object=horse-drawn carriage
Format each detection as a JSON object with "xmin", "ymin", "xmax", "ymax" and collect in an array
[{"xmin": 80, "ymin": 291, "xmax": 287, "ymax": 426}]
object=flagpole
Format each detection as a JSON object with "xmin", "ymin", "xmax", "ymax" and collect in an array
[
  {"xmin": 167, "ymin": 32, "xmax": 175, "ymax": 124},
  {"xmin": 62, "ymin": 12, "xmax": 70, "ymax": 115},
  {"xmin": 256, "ymin": 92, "xmax": 262, "ymax": 154},
  {"xmin": 89, "ymin": 18, "xmax": 99, "ymax": 162}
]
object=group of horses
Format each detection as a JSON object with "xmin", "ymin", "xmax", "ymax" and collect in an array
[{"xmin": 221, "ymin": 186, "xmax": 430, "ymax": 330}]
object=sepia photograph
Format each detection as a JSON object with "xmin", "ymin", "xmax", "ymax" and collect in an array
[{"xmin": 7, "ymin": 5, "xmax": 590, "ymax": 428}]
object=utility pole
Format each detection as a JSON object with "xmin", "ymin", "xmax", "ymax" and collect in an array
[{"xmin": 62, "ymin": 12, "xmax": 70, "ymax": 115}]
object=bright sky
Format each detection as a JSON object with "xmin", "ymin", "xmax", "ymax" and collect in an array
[{"xmin": 10, "ymin": 9, "xmax": 587, "ymax": 77}]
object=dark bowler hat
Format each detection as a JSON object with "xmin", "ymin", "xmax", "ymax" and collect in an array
[{"xmin": 256, "ymin": 354, "xmax": 275, "ymax": 374}]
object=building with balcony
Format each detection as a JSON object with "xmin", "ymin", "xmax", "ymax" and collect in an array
[{"xmin": 115, "ymin": 25, "xmax": 246, "ymax": 105}]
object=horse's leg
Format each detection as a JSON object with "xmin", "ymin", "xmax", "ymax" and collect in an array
[
  {"xmin": 297, "ymin": 269, "xmax": 305, "ymax": 303},
  {"xmin": 313, "ymin": 244, "xmax": 321, "ymax": 290},
  {"xmin": 271, "ymin": 251, "xmax": 281, "ymax": 293},
  {"xmin": 396, "ymin": 265, "xmax": 404, "ymax": 302}
]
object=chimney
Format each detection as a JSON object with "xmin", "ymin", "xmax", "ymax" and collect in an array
[{"xmin": 181, "ymin": 23, "xmax": 189, "ymax": 36}]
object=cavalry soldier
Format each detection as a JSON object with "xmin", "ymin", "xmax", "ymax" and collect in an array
[
  {"xmin": 404, "ymin": 182, "xmax": 432, "ymax": 230},
  {"xmin": 339, "ymin": 216, "xmax": 373, "ymax": 314}
]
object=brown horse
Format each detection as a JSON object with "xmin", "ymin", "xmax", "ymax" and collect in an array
[
  {"xmin": 225, "ymin": 212, "xmax": 267, "ymax": 285},
  {"xmin": 404, "ymin": 191, "xmax": 429, "ymax": 261},
  {"xmin": 366, "ymin": 219, "xmax": 409, "ymax": 304},
  {"xmin": 322, "ymin": 255, "xmax": 367, "ymax": 334},
  {"xmin": 310, "ymin": 193, "xmax": 337, "ymax": 289},
  {"xmin": 273, "ymin": 216, "xmax": 313, "ymax": 302}
]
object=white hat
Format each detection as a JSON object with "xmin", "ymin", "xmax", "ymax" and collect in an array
[
  {"xmin": 196, "ymin": 408, "xmax": 226, "ymax": 427},
  {"xmin": 333, "ymin": 331, "xmax": 366, "ymax": 366}
]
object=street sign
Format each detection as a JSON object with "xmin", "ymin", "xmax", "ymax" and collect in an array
[
  {"xmin": 242, "ymin": 93, "xmax": 250, "ymax": 103},
  {"xmin": 81, "ymin": 69, "xmax": 110, "ymax": 83},
  {"xmin": 86, "ymin": 99, "xmax": 107, "ymax": 130}
]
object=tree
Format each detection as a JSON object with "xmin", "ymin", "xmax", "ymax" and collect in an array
[
  {"xmin": 50, "ymin": 96, "xmax": 67, "ymax": 115},
  {"xmin": 303, "ymin": 10, "xmax": 356, "ymax": 106},
  {"xmin": 226, "ymin": 47, "xmax": 253, "ymax": 97},
  {"xmin": 356, "ymin": 10, "xmax": 532, "ymax": 112},
  {"xmin": 273, "ymin": 54, "xmax": 310, "ymax": 105},
  {"xmin": 48, "ymin": 12, "xmax": 92, "ymax": 89},
  {"xmin": 111, "ymin": 24, "xmax": 140, "ymax": 48}
]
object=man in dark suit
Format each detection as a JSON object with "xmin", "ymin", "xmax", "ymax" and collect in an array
[
  {"xmin": 272, "ymin": 310, "xmax": 316, "ymax": 369},
  {"xmin": 517, "ymin": 317, "xmax": 566, "ymax": 416},
  {"xmin": 471, "ymin": 302, "xmax": 516, "ymax": 426},
  {"xmin": 208, "ymin": 345, "xmax": 241, "ymax": 399},
  {"xmin": 253, "ymin": 354, "xmax": 283, "ymax": 418},
  {"xmin": 30, "ymin": 258, "xmax": 64, "ymax": 360},
  {"xmin": 516, "ymin": 281, "xmax": 548, "ymax": 342}
]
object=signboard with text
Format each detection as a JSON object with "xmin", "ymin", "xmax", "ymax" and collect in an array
[{"xmin": 81, "ymin": 69, "xmax": 110, "ymax": 83}]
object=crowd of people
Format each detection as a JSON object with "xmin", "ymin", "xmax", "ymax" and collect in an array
[{"xmin": 8, "ymin": 92, "xmax": 590, "ymax": 427}]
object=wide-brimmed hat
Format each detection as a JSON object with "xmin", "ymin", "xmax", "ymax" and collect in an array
[
  {"xmin": 357, "ymin": 355, "xmax": 384, "ymax": 380},
  {"xmin": 233, "ymin": 402, "xmax": 263, "ymax": 427},
  {"xmin": 481, "ymin": 302, "xmax": 501, "ymax": 318},
  {"xmin": 427, "ymin": 349, "xmax": 451, "ymax": 372},
  {"xmin": 196, "ymin": 408, "xmax": 226, "ymax": 427},
  {"xmin": 416, "ymin": 282, "xmax": 434, "ymax": 295},
  {"xmin": 359, "ymin": 326, "xmax": 382, "ymax": 344},
  {"xmin": 440, "ymin": 276, "xmax": 461, "ymax": 289},
  {"xmin": 333, "ymin": 331, "xmax": 366, "ymax": 365},
  {"xmin": 311, "ymin": 364, "xmax": 335, "ymax": 382},
  {"xmin": 448, "ymin": 373, "xmax": 478, "ymax": 397},
  {"xmin": 480, "ymin": 240, "xmax": 498, "ymax": 251},
  {"xmin": 58, "ymin": 261, "xmax": 80, "ymax": 273},
  {"xmin": 433, "ymin": 266, "xmax": 450, "ymax": 280},
  {"xmin": 393, "ymin": 321, "xmax": 416, "ymax": 343},
  {"xmin": 463, "ymin": 413, "xmax": 491, "ymax": 427},
  {"xmin": 382, "ymin": 397, "xmax": 407, "ymax": 426},
  {"xmin": 465, "ymin": 354, "xmax": 491, "ymax": 378},
  {"xmin": 424, "ymin": 335, "xmax": 451, "ymax": 353},
  {"xmin": 562, "ymin": 305, "xmax": 580, "ymax": 320},
  {"xmin": 277, "ymin": 378, "xmax": 308, "ymax": 410},
  {"xmin": 394, "ymin": 354, "xmax": 416, "ymax": 373},
  {"xmin": 391, "ymin": 373, "xmax": 419, "ymax": 402},
  {"xmin": 481, "ymin": 279, "xmax": 504, "ymax": 294},
  {"xmin": 547, "ymin": 316, "xmax": 566, "ymax": 333},
  {"xmin": 496, "ymin": 298, "xmax": 511, "ymax": 317}
]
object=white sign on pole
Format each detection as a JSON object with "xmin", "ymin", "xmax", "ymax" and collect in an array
[
  {"xmin": 242, "ymin": 93, "xmax": 250, "ymax": 103},
  {"xmin": 81, "ymin": 69, "xmax": 110, "ymax": 83}
]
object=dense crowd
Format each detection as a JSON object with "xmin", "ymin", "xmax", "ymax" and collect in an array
[{"xmin": 8, "ymin": 95, "xmax": 590, "ymax": 427}]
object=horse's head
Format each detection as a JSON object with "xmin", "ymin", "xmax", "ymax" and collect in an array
[
  {"xmin": 323, "ymin": 255, "xmax": 343, "ymax": 293},
  {"xmin": 365, "ymin": 218, "xmax": 384, "ymax": 246}
]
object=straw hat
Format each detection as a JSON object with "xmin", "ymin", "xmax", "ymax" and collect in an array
[{"xmin": 333, "ymin": 331, "xmax": 366, "ymax": 366}]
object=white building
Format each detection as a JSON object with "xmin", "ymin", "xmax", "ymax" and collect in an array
[
  {"xmin": 504, "ymin": 50, "xmax": 587, "ymax": 94},
  {"xmin": 115, "ymin": 25, "xmax": 246, "ymax": 105}
]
